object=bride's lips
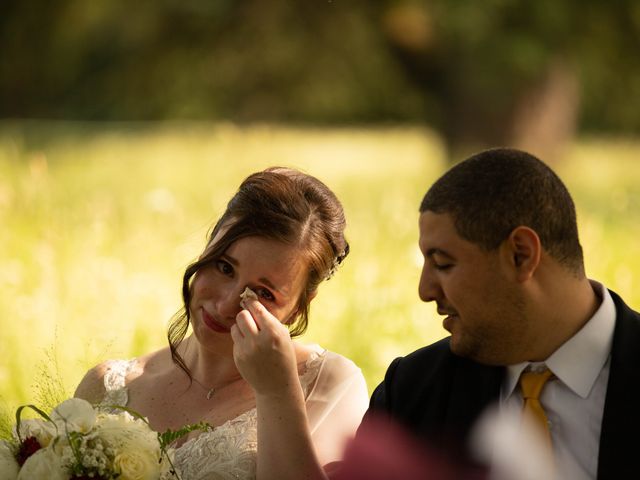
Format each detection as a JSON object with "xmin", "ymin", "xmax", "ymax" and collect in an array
[{"xmin": 201, "ymin": 307, "xmax": 230, "ymax": 333}]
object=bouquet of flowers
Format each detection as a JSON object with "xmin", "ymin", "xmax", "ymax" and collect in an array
[{"xmin": 0, "ymin": 397, "xmax": 203, "ymax": 480}]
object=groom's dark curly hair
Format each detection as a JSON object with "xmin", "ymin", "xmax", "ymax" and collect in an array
[{"xmin": 420, "ymin": 147, "xmax": 585, "ymax": 276}]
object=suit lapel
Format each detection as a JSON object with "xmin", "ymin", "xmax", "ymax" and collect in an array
[
  {"xmin": 597, "ymin": 291, "xmax": 640, "ymax": 479},
  {"xmin": 446, "ymin": 357, "xmax": 504, "ymax": 440}
]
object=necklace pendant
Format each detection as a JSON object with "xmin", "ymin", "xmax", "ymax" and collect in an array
[{"xmin": 206, "ymin": 388, "xmax": 215, "ymax": 400}]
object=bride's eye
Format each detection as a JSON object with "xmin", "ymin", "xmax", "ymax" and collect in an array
[
  {"xmin": 256, "ymin": 288, "xmax": 275, "ymax": 302},
  {"xmin": 216, "ymin": 260, "xmax": 234, "ymax": 276}
]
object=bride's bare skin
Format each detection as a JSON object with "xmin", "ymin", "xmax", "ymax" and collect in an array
[
  {"xmin": 75, "ymin": 338, "xmax": 318, "ymax": 447},
  {"xmin": 75, "ymin": 167, "xmax": 365, "ymax": 480}
]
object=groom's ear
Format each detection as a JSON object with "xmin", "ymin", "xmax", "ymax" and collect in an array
[{"xmin": 502, "ymin": 226, "xmax": 541, "ymax": 282}]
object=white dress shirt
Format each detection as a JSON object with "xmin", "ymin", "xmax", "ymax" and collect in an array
[{"xmin": 501, "ymin": 281, "xmax": 616, "ymax": 480}]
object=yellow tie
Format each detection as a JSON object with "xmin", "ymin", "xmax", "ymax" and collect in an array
[{"xmin": 519, "ymin": 368, "xmax": 554, "ymax": 447}]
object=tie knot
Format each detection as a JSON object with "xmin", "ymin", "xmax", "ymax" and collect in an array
[{"xmin": 519, "ymin": 368, "xmax": 553, "ymax": 400}]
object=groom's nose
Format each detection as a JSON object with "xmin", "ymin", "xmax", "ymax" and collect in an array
[{"xmin": 418, "ymin": 264, "xmax": 441, "ymax": 303}]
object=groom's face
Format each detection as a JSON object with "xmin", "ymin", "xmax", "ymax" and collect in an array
[{"xmin": 417, "ymin": 211, "xmax": 526, "ymax": 365}]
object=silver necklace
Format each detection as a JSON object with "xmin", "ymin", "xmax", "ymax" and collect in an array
[{"xmin": 191, "ymin": 375, "xmax": 244, "ymax": 400}]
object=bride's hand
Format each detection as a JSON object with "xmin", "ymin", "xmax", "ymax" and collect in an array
[{"xmin": 230, "ymin": 296, "xmax": 300, "ymax": 398}]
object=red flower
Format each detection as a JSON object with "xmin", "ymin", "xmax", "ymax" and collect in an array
[{"xmin": 16, "ymin": 436, "xmax": 42, "ymax": 466}]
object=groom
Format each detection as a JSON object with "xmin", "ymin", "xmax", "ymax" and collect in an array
[{"xmin": 360, "ymin": 148, "xmax": 640, "ymax": 479}]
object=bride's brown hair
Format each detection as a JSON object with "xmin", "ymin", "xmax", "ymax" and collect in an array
[{"xmin": 168, "ymin": 167, "xmax": 349, "ymax": 378}]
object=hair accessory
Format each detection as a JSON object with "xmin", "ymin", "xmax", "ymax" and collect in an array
[{"xmin": 325, "ymin": 246, "xmax": 349, "ymax": 280}]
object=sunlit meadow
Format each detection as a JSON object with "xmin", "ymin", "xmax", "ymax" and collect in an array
[{"xmin": 1, "ymin": 122, "xmax": 639, "ymax": 420}]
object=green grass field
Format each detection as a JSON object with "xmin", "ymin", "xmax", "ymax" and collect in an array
[{"xmin": 1, "ymin": 121, "xmax": 639, "ymax": 419}]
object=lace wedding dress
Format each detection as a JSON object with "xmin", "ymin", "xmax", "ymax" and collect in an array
[{"xmin": 100, "ymin": 346, "xmax": 369, "ymax": 480}]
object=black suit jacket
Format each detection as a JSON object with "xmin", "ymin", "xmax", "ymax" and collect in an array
[{"xmin": 366, "ymin": 290, "xmax": 640, "ymax": 479}]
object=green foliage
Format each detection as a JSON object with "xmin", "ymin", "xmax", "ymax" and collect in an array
[
  {"xmin": 158, "ymin": 421, "xmax": 210, "ymax": 448},
  {"xmin": 2, "ymin": 0, "xmax": 639, "ymax": 134},
  {"xmin": 0, "ymin": 0, "xmax": 424, "ymax": 123},
  {"xmin": 33, "ymin": 348, "xmax": 71, "ymax": 413},
  {"xmin": 0, "ymin": 122, "xmax": 639, "ymax": 415},
  {"xmin": 14, "ymin": 404, "xmax": 53, "ymax": 442},
  {"xmin": 104, "ymin": 404, "xmax": 210, "ymax": 447},
  {"xmin": 0, "ymin": 121, "xmax": 446, "ymax": 410}
]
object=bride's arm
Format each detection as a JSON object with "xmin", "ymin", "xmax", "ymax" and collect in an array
[
  {"xmin": 231, "ymin": 297, "xmax": 329, "ymax": 480},
  {"xmin": 254, "ymin": 377, "xmax": 327, "ymax": 480}
]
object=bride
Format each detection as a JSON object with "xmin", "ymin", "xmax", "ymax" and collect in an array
[{"xmin": 74, "ymin": 167, "xmax": 369, "ymax": 480}]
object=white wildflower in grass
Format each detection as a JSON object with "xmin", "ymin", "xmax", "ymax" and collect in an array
[{"xmin": 0, "ymin": 439, "xmax": 19, "ymax": 480}]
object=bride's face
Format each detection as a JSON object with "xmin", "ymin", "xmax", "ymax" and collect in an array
[{"xmin": 190, "ymin": 235, "xmax": 308, "ymax": 342}]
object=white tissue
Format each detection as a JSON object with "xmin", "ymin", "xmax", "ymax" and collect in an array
[{"xmin": 239, "ymin": 286, "xmax": 258, "ymax": 307}]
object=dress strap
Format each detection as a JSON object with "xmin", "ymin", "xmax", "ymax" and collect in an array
[
  {"xmin": 101, "ymin": 359, "xmax": 137, "ymax": 407},
  {"xmin": 299, "ymin": 347, "xmax": 327, "ymax": 398}
]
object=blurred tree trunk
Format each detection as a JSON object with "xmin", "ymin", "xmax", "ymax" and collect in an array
[
  {"xmin": 381, "ymin": 3, "xmax": 581, "ymax": 164},
  {"xmin": 510, "ymin": 60, "xmax": 580, "ymax": 164},
  {"xmin": 441, "ymin": 59, "xmax": 580, "ymax": 165}
]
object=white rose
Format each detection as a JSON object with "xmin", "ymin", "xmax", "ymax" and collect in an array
[
  {"xmin": 14, "ymin": 418, "xmax": 56, "ymax": 447},
  {"xmin": 96, "ymin": 413, "xmax": 156, "ymax": 448},
  {"xmin": 95, "ymin": 410, "xmax": 136, "ymax": 431},
  {"xmin": 113, "ymin": 448, "xmax": 160, "ymax": 480},
  {"xmin": 50, "ymin": 398, "xmax": 96, "ymax": 434},
  {"xmin": 16, "ymin": 447, "xmax": 67, "ymax": 480},
  {"xmin": 96, "ymin": 414, "xmax": 161, "ymax": 479},
  {"xmin": 0, "ymin": 440, "xmax": 19, "ymax": 480}
]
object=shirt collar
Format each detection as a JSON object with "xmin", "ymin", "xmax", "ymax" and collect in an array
[{"xmin": 502, "ymin": 280, "xmax": 616, "ymax": 400}]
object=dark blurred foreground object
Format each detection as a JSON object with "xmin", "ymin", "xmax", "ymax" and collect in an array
[
  {"xmin": 330, "ymin": 406, "xmax": 556, "ymax": 480},
  {"xmin": 331, "ymin": 414, "xmax": 487, "ymax": 480}
]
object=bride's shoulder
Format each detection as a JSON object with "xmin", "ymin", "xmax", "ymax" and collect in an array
[
  {"xmin": 73, "ymin": 361, "xmax": 115, "ymax": 404},
  {"xmin": 295, "ymin": 343, "xmax": 357, "ymax": 365},
  {"xmin": 74, "ymin": 348, "xmax": 169, "ymax": 403},
  {"xmin": 294, "ymin": 343, "xmax": 363, "ymax": 379}
]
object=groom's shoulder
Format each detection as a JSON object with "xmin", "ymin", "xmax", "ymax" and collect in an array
[
  {"xmin": 404, "ymin": 337, "xmax": 453, "ymax": 361},
  {"xmin": 381, "ymin": 337, "xmax": 499, "ymax": 394},
  {"xmin": 392, "ymin": 337, "xmax": 458, "ymax": 376},
  {"xmin": 374, "ymin": 337, "xmax": 456, "ymax": 399},
  {"xmin": 609, "ymin": 288, "xmax": 640, "ymax": 322}
]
